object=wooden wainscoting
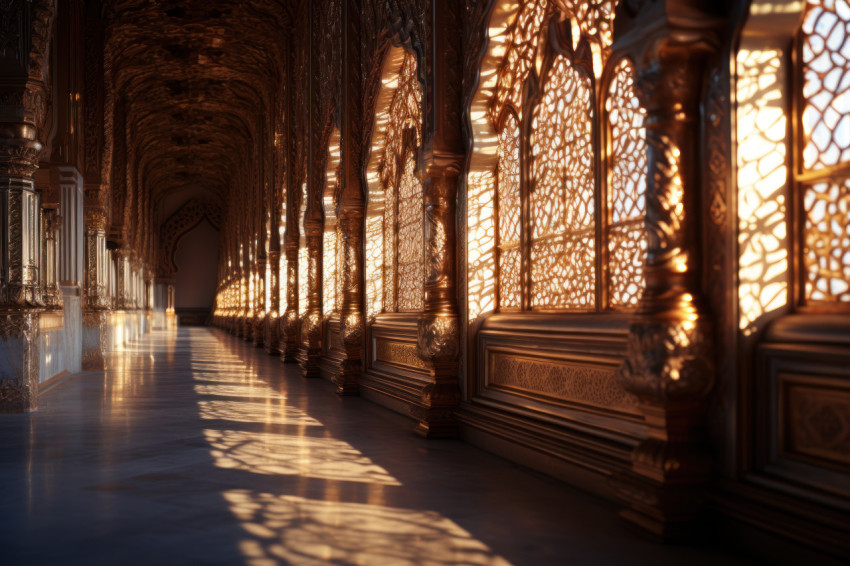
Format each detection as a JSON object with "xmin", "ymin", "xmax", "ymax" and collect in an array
[
  {"xmin": 360, "ymin": 313, "xmax": 429, "ymax": 417},
  {"xmin": 319, "ymin": 313, "xmax": 345, "ymax": 381},
  {"xmin": 715, "ymin": 314, "xmax": 850, "ymax": 559},
  {"xmin": 457, "ymin": 313, "xmax": 646, "ymax": 499}
]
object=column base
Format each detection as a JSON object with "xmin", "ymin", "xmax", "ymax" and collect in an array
[
  {"xmin": 611, "ymin": 468, "xmax": 708, "ymax": 542},
  {"xmin": 333, "ymin": 358, "xmax": 360, "ymax": 396},
  {"xmin": 82, "ymin": 310, "xmax": 107, "ymax": 370},
  {"xmin": 0, "ymin": 311, "xmax": 40, "ymax": 413},
  {"xmin": 264, "ymin": 314, "xmax": 280, "ymax": 355},
  {"xmin": 297, "ymin": 347, "xmax": 321, "ymax": 378}
]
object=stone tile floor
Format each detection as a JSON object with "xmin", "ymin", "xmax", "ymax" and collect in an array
[{"xmin": 0, "ymin": 328, "xmax": 755, "ymax": 565}]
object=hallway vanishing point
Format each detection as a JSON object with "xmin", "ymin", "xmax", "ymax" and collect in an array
[{"xmin": 0, "ymin": 328, "xmax": 751, "ymax": 566}]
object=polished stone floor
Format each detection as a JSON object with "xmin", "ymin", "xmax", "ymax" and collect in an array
[{"xmin": 0, "ymin": 328, "xmax": 755, "ymax": 565}]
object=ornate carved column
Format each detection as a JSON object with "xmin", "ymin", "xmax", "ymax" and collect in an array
[
  {"xmin": 280, "ymin": 238, "xmax": 299, "ymax": 360},
  {"xmin": 332, "ymin": 0, "xmax": 364, "ymax": 396},
  {"xmin": 82, "ymin": 198, "xmax": 109, "ymax": 369},
  {"xmin": 0, "ymin": 0, "xmax": 56, "ymax": 411},
  {"xmin": 415, "ymin": 161, "xmax": 462, "ymax": 437},
  {"xmin": 35, "ymin": 167, "xmax": 62, "ymax": 312},
  {"xmin": 264, "ymin": 210, "xmax": 281, "ymax": 353},
  {"xmin": 58, "ymin": 167, "xmax": 83, "ymax": 288},
  {"xmin": 335, "ymin": 209, "xmax": 363, "ymax": 394},
  {"xmin": 41, "ymin": 204, "xmax": 61, "ymax": 309},
  {"xmin": 614, "ymin": 5, "xmax": 720, "ymax": 539},
  {"xmin": 298, "ymin": 219, "xmax": 322, "ymax": 378},
  {"xmin": 265, "ymin": 248, "xmax": 281, "ymax": 353},
  {"xmin": 413, "ymin": 0, "xmax": 463, "ymax": 438},
  {"xmin": 265, "ymin": 118, "xmax": 283, "ymax": 354},
  {"xmin": 253, "ymin": 244, "xmax": 266, "ymax": 347},
  {"xmin": 0, "ymin": 123, "xmax": 44, "ymax": 412},
  {"xmin": 113, "ymin": 248, "xmax": 130, "ymax": 310}
]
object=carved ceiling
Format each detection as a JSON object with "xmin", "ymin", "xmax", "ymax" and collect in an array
[{"xmin": 102, "ymin": 0, "xmax": 291, "ymax": 223}]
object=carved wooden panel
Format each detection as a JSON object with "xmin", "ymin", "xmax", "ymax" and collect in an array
[
  {"xmin": 487, "ymin": 350, "xmax": 639, "ymax": 413},
  {"xmin": 757, "ymin": 330, "xmax": 850, "ymax": 498},
  {"xmin": 782, "ymin": 378, "xmax": 850, "ymax": 468},
  {"xmin": 476, "ymin": 314, "xmax": 642, "ymax": 419},
  {"xmin": 375, "ymin": 339, "xmax": 427, "ymax": 371}
]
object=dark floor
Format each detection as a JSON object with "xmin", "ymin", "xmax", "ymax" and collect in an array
[{"xmin": 0, "ymin": 328, "xmax": 755, "ymax": 565}]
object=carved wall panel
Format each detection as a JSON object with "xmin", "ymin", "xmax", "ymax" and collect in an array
[
  {"xmin": 375, "ymin": 339, "xmax": 428, "ymax": 371},
  {"xmin": 783, "ymin": 380, "xmax": 850, "ymax": 470},
  {"xmin": 757, "ymin": 328, "xmax": 850, "ymax": 498},
  {"xmin": 486, "ymin": 351, "xmax": 639, "ymax": 414}
]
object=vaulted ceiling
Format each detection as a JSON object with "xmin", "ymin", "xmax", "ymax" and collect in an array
[{"xmin": 103, "ymin": 0, "xmax": 291, "ymax": 224}]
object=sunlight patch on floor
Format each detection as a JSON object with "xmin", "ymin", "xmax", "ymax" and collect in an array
[
  {"xmin": 224, "ymin": 490, "xmax": 514, "ymax": 566},
  {"xmin": 204, "ymin": 429, "xmax": 401, "ymax": 486},
  {"xmin": 198, "ymin": 400, "xmax": 323, "ymax": 427},
  {"xmin": 194, "ymin": 383, "xmax": 288, "ymax": 401}
]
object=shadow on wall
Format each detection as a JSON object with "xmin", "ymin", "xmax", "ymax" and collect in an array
[{"xmin": 175, "ymin": 218, "xmax": 220, "ymax": 325}]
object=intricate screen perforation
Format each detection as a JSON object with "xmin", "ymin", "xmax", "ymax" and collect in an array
[
  {"xmin": 379, "ymin": 51, "xmax": 424, "ymax": 313},
  {"xmin": 530, "ymin": 55, "xmax": 595, "ymax": 310},
  {"xmin": 606, "ymin": 59, "xmax": 647, "ymax": 308},
  {"xmin": 478, "ymin": 0, "xmax": 647, "ymax": 315},
  {"xmin": 799, "ymin": 0, "xmax": 850, "ymax": 304}
]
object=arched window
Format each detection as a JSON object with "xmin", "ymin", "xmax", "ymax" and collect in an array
[
  {"xmin": 798, "ymin": 0, "xmax": 850, "ymax": 307},
  {"xmin": 366, "ymin": 49, "xmax": 424, "ymax": 316},
  {"xmin": 469, "ymin": 0, "xmax": 645, "ymax": 317}
]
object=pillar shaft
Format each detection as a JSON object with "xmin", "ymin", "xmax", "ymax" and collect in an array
[{"xmin": 615, "ymin": 13, "xmax": 720, "ymax": 538}]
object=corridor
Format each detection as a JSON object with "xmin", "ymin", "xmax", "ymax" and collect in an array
[{"xmin": 0, "ymin": 328, "xmax": 749, "ymax": 566}]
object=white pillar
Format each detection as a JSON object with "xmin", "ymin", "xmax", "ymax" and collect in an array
[{"xmin": 58, "ymin": 167, "xmax": 83, "ymax": 287}]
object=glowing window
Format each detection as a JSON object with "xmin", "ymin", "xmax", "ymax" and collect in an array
[
  {"xmin": 378, "ymin": 51, "xmax": 424, "ymax": 313},
  {"xmin": 480, "ymin": 0, "xmax": 645, "ymax": 314},
  {"xmin": 799, "ymin": 0, "xmax": 850, "ymax": 305},
  {"xmin": 323, "ymin": 129, "xmax": 341, "ymax": 315}
]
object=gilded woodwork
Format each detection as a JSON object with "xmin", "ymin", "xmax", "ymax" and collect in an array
[
  {"xmin": 613, "ymin": 2, "xmax": 722, "ymax": 539},
  {"xmin": 0, "ymin": 0, "xmax": 55, "ymax": 411},
  {"xmin": 7, "ymin": 0, "xmax": 848, "ymax": 557}
]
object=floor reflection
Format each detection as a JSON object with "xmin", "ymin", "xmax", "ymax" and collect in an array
[
  {"xmin": 181, "ymin": 330, "xmax": 511, "ymax": 563},
  {"xmin": 1, "ymin": 328, "xmax": 752, "ymax": 565},
  {"xmin": 224, "ymin": 490, "xmax": 512, "ymax": 566}
]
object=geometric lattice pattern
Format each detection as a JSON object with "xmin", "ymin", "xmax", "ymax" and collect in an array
[
  {"xmin": 800, "ymin": 0, "xmax": 850, "ymax": 305},
  {"xmin": 529, "ymin": 55, "xmax": 596, "ymax": 310},
  {"xmin": 804, "ymin": 179, "xmax": 850, "ymax": 302},
  {"xmin": 380, "ymin": 51, "xmax": 424, "ymax": 313},
  {"xmin": 800, "ymin": 0, "xmax": 850, "ymax": 171},
  {"xmin": 323, "ymin": 224, "xmax": 339, "ymax": 314},
  {"xmin": 482, "ymin": 0, "xmax": 648, "ymax": 313},
  {"xmin": 497, "ymin": 113, "xmax": 522, "ymax": 309},
  {"xmin": 397, "ymin": 151, "xmax": 424, "ymax": 311},
  {"xmin": 606, "ymin": 59, "xmax": 647, "ymax": 308},
  {"xmin": 491, "ymin": 0, "xmax": 547, "ymax": 125},
  {"xmin": 323, "ymin": 133, "xmax": 341, "ymax": 315},
  {"xmin": 552, "ymin": 0, "xmax": 617, "ymax": 54}
]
